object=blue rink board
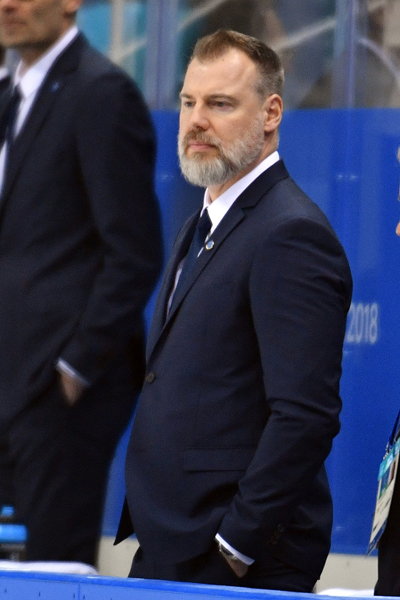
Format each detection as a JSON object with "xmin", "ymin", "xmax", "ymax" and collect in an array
[
  {"xmin": 0, "ymin": 571, "xmax": 377, "ymax": 600},
  {"xmin": 102, "ymin": 108, "xmax": 400, "ymax": 557}
]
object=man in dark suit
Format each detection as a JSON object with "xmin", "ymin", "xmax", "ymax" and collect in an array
[
  {"xmin": 0, "ymin": 0, "xmax": 162, "ymax": 565},
  {"xmin": 116, "ymin": 30, "xmax": 352, "ymax": 590}
]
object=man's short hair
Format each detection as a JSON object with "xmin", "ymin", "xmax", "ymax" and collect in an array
[{"xmin": 189, "ymin": 29, "xmax": 284, "ymax": 100}]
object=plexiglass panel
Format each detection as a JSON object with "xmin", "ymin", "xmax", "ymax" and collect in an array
[
  {"xmin": 76, "ymin": 0, "xmax": 400, "ymax": 109},
  {"xmin": 77, "ymin": 0, "xmax": 148, "ymax": 92},
  {"xmin": 332, "ymin": 0, "xmax": 400, "ymax": 108},
  {"xmin": 175, "ymin": 0, "xmax": 337, "ymax": 109}
]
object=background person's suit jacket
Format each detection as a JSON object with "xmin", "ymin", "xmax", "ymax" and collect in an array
[{"xmin": 0, "ymin": 34, "xmax": 162, "ymax": 419}]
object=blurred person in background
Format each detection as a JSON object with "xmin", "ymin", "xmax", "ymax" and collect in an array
[{"xmin": 0, "ymin": 0, "xmax": 162, "ymax": 566}]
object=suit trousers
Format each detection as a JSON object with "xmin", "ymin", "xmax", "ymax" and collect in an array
[
  {"xmin": 0, "ymin": 360, "xmax": 137, "ymax": 565},
  {"xmin": 129, "ymin": 543, "xmax": 316, "ymax": 592}
]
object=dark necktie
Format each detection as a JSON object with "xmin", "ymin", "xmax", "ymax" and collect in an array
[
  {"xmin": 0, "ymin": 85, "xmax": 21, "ymax": 148},
  {"xmin": 5, "ymin": 85, "xmax": 21, "ymax": 146},
  {"xmin": 171, "ymin": 208, "xmax": 212, "ymax": 305}
]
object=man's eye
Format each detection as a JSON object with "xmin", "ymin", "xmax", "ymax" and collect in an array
[{"xmin": 212, "ymin": 101, "xmax": 232, "ymax": 109}]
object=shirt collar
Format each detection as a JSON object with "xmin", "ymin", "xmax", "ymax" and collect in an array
[
  {"xmin": 14, "ymin": 25, "xmax": 79, "ymax": 100},
  {"xmin": 203, "ymin": 151, "xmax": 280, "ymax": 232}
]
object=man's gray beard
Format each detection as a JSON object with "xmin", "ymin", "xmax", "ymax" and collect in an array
[{"xmin": 178, "ymin": 118, "xmax": 265, "ymax": 188}]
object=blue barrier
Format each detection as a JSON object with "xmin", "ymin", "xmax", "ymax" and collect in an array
[{"xmin": 0, "ymin": 570, "xmax": 375, "ymax": 600}]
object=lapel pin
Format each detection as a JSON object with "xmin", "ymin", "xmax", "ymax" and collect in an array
[
  {"xmin": 205, "ymin": 240, "xmax": 214, "ymax": 251},
  {"xmin": 51, "ymin": 82, "xmax": 60, "ymax": 92}
]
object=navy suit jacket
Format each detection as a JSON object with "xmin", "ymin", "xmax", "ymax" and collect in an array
[
  {"xmin": 118, "ymin": 160, "xmax": 352, "ymax": 578},
  {"xmin": 0, "ymin": 34, "xmax": 162, "ymax": 419}
]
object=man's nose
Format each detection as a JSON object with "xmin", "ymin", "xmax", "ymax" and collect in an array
[
  {"xmin": 0, "ymin": 0, "xmax": 17, "ymax": 12},
  {"xmin": 189, "ymin": 104, "xmax": 210, "ymax": 130}
]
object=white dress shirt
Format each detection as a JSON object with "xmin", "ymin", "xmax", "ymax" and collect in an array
[{"xmin": 204, "ymin": 151, "xmax": 280, "ymax": 234}]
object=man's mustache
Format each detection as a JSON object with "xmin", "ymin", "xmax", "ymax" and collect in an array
[{"xmin": 181, "ymin": 131, "xmax": 221, "ymax": 150}]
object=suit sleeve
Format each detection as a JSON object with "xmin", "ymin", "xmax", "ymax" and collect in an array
[
  {"xmin": 59, "ymin": 72, "xmax": 163, "ymax": 383},
  {"xmin": 217, "ymin": 216, "xmax": 352, "ymax": 561}
]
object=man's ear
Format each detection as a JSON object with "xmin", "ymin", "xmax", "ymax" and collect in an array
[
  {"xmin": 264, "ymin": 94, "xmax": 283, "ymax": 134},
  {"xmin": 64, "ymin": 0, "xmax": 82, "ymax": 18}
]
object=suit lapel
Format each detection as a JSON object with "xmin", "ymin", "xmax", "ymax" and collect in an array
[
  {"xmin": 0, "ymin": 35, "xmax": 86, "ymax": 207},
  {"xmin": 146, "ymin": 206, "xmax": 244, "ymax": 362},
  {"xmin": 146, "ymin": 213, "xmax": 199, "ymax": 360},
  {"xmin": 147, "ymin": 160, "xmax": 290, "ymax": 361},
  {"xmin": 166, "ymin": 206, "xmax": 245, "ymax": 323}
]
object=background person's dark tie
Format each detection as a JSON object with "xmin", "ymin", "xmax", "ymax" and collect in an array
[
  {"xmin": 5, "ymin": 85, "xmax": 21, "ymax": 146},
  {"xmin": 171, "ymin": 208, "xmax": 212, "ymax": 306},
  {"xmin": 0, "ymin": 85, "xmax": 21, "ymax": 148},
  {"xmin": 0, "ymin": 86, "xmax": 21, "ymax": 196}
]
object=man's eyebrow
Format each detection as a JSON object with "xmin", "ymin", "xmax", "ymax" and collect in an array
[
  {"xmin": 206, "ymin": 94, "xmax": 238, "ymax": 103},
  {"xmin": 179, "ymin": 92, "xmax": 238, "ymax": 103}
]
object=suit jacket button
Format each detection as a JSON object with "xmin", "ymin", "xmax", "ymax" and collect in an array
[{"xmin": 145, "ymin": 372, "xmax": 156, "ymax": 383}]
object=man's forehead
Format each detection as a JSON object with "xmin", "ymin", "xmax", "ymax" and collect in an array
[{"xmin": 182, "ymin": 50, "xmax": 257, "ymax": 93}]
